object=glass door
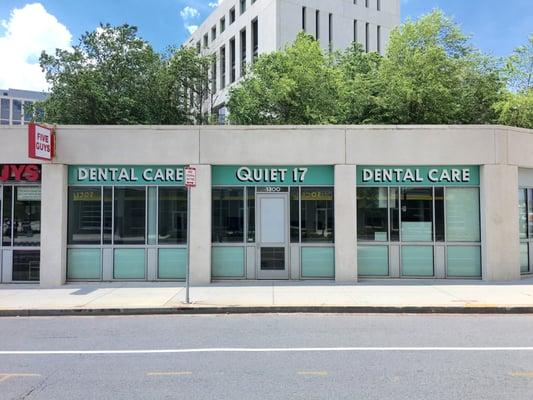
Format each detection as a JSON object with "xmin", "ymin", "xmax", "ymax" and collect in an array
[{"xmin": 257, "ymin": 193, "xmax": 289, "ymax": 279}]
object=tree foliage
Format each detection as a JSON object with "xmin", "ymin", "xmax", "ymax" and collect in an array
[
  {"xmin": 36, "ymin": 24, "xmax": 214, "ymax": 125},
  {"xmin": 228, "ymin": 10, "xmax": 515, "ymax": 127}
]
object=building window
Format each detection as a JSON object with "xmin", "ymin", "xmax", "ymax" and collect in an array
[
  {"xmin": 196, "ymin": 41, "xmax": 201, "ymax": 54},
  {"xmin": 12, "ymin": 99, "xmax": 22, "ymax": 125},
  {"xmin": 519, "ymin": 188, "xmax": 533, "ymax": 274},
  {"xmin": 252, "ymin": 18, "xmax": 259, "ymax": 62},
  {"xmin": 114, "ymin": 187, "xmax": 146, "ymax": 245},
  {"xmin": 211, "ymin": 59, "xmax": 217, "ymax": 92},
  {"xmin": 211, "ymin": 25, "xmax": 217, "ymax": 42},
  {"xmin": 240, "ymin": 28, "xmax": 247, "ymax": 76},
  {"xmin": 230, "ymin": 37, "xmax": 236, "ymax": 83},
  {"xmin": 315, "ymin": 10, "xmax": 320, "ymax": 40},
  {"xmin": 220, "ymin": 45, "xmax": 226, "ymax": 89},
  {"xmin": 203, "ymin": 33, "xmax": 208, "ymax": 48},
  {"xmin": 328, "ymin": 13, "xmax": 333, "ymax": 52},
  {"xmin": 377, "ymin": 25, "xmax": 381, "ymax": 54},
  {"xmin": 212, "ymin": 188, "xmax": 245, "ymax": 243},
  {"xmin": 220, "ymin": 16, "xmax": 226, "ymax": 33},
  {"xmin": 377, "ymin": 0, "xmax": 381, "ymax": 11},
  {"xmin": 365, "ymin": 22, "xmax": 370, "ymax": 52},
  {"xmin": 1, "ymin": 98, "xmax": 10, "ymax": 125},
  {"xmin": 229, "ymin": 7, "xmax": 236, "ymax": 24},
  {"xmin": 353, "ymin": 20, "xmax": 358, "ymax": 43},
  {"xmin": 365, "ymin": 0, "xmax": 369, "ymax": 7},
  {"xmin": 240, "ymin": 0, "xmax": 246, "ymax": 15},
  {"xmin": 158, "ymin": 188, "xmax": 187, "ymax": 245},
  {"xmin": 357, "ymin": 188, "xmax": 388, "ymax": 242},
  {"xmin": 302, "ymin": 7, "xmax": 306, "ymax": 32}
]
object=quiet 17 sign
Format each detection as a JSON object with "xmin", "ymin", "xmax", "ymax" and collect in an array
[{"xmin": 28, "ymin": 123, "xmax": 55, "ymax": 161}]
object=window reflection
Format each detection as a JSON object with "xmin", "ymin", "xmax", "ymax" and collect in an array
[
  {"xmin": 13, "ymin": 186, "xmax": 41, "ymax": 246},
  {"xmin": 357, "ymin": 187, "xmax": 388, "ymax": 241},
  {"xmin": 158, "ymin": 188, "xmax": 187, "ymax": 245},
  {"xmin": 301, "ymin": 187, "xmax": 334, "ymax": 243},
  {"xmin": 212, "ymin": 188, "xmax": 244, "ymax": 243},
  {"xmin": 68, "ymin": 187, "xmax": 101, "ymax": 245},
  {"xmin": 400, "ymin": 188, "xmax": 433, "ymax": 242},
  {"xmin": 114, "ymin": 187, "xmax": 146, "ymax": 245},
  {"xmin": 2, "ymin": 186, "xmax": 12, "ymax": 246}
]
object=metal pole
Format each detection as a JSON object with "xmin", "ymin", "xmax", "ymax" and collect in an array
[{"xmin": 185, "ymin": 185, "xmax": 191, "ymax": 304}]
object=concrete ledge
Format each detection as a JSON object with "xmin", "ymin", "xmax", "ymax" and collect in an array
[{"xmin": 3, "ymin": 305, "xmax": 533, "ymax": 317}]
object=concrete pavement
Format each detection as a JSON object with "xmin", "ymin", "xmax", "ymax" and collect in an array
[{"xmin": 2, "ymin": 277, "xmax": 533, "ymax": 315}]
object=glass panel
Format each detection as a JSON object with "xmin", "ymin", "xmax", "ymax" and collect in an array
[
  {"xmin": 24, "ymin": 101, "xmax": 33, "ymax": 122},
  {"xmin": 521, "ymin": 243, "xmax": 529, "ymax": 273},
  {"xmin": 114, "ymin": 249, "xmax": 145, "ymax": 279},
  {"xmin": 212, "ymin": 188, "xmax": 244, "ymax": 243},
  {"xmin": 290, "ymin": 187, "xmax": 299, "ymax": 243},
  {"xmin": 247, "ymin": 187, "xmax": 255, "ymax": 242},
  {"xmin": 2, "ymin": 186, "xmax": 12, "ymax": 246},
  {"xmin": 527, "ymin": 189, "xmax": 533, "ymax": 237},
  {"xmin": 447, "ymin": 246, "xmax": 481, "ymax": 278},
  {"xmin": 260, "ymin": 197, "xmax": 285, "ymax": 243},
  {"xmin": 435, "ymin": 187, "xmax": 445, "ymax": 242},
  {"xmin": 260, "ymin": 247, "xmax": 285, "ymax": 271},
  {"xmin": 158, "ymin": 188, "xmax": 187, "ymax": 245},
  {"xmin": 301, "ymin": 247, "xmax": 334, "ymax": 278},
  {"xmin": 114, "ymin": 188, "xmax": 146, "ymax": 245},
  {"xmin": 358, "ymin": 245, "xmax": 389, "ymax": 276},
  {"xmin": 102, "ymin": 188, "xmax": 112, "ymax": 244},
  {"xmin": 212, "ymin": 246, "xmax": 245, "ymax": 278},
  {"xmin": 357, "ymin": 187, "xmax": 388, "ymax": 241},
  {"xmin": 519, "ymin": 189, "xmax": 528, "ymax": 239},
  {"xmin": 301, "ymin": 187, "xmax": 334, "ymax": 243},
  {"xmin": 12, "ymin": 100, "xmax": 21, "ymax": 124},
  {"xmin": 401, "ymin": 246, "xmax": 434, "ymax": 277},
  {"xmin": 390, "ymin": 187, "xmax": 399, "ymax": 242},
  {"xmin": 446, "ymin": 188, "xmax": 480, "ymax": 242},
  {"xmin": 0, "ymin": 98, "xmax": 9, "ymax": 121},
  {"xmin": 67, "ymin": 248, "xmax": 101, "ymax": 280},
  {"xmin": 401, "ymin": 188, "xmax": 433, "ymax": 242},
  {"xmin": 13, "ymin": 186, "xmax": 41, "ymax": 246},
  {"xmin": 158, "ymin": 248, "xmax": 187, "ymax": 279},
  {"xmin": 68, "ymin": 187, "xmax": 101, "ymax": 245},
  {"xmin": 12, "ymin": 250, "xmax": 40, "ymax": 281},
  {"xmin": 147, "ymin": 187, "xmax": 157, "ymax": 245}
]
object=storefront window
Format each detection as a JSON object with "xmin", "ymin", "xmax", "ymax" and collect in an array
[
  {"xmin": 158, "ymin": 187, "xmax": 187, "ymax": 244},
  {"xmin": 446, "ymin": 188, "xmax": 480, "ymax": 242},
  {"xmin": 389, "ymin": 187, "xmax": 399, "ymax": 242},
  {"xmin": 103, "ymin": 188, "xmax": 112, "ymax": 244},
  {"xmin": 12, "ymin": 250, "xmax": 40, "ymax": 281},
  {"xmin": 114, "ymin": 187, "xmax": 146, "ymax": 245},
  {"xmin": 212, "ymin": 188, "xmax": 244, "ymax": 243},
  {"xmin": 247, "ymin": 187, "xmax": 255, "ymax": 242},
  {"xmin": 290, "ymin": 188, "xmax": 299, "ymax": 242},
  {"xmin": 401, "ymin": 188, "xmax": 433, "ymax": 242},
  {"xmin": 68, "ymin": 187, "xmax": 101, "ymax": 245},
  {"xmin": 357, "ymin": 187, "xmax": 388, "ymax": 242},
  {"xmin": 2, "ymin": 186, "xmax": 12, "ymax": 246},
  {"xmin": 300, "ymin": 187, "xmax": 334, "ymax": 243},
  {"xmin": 434, "ymin": 187, "xmax": 445, "ymax": 242},
  {"xmin": 519, "ymin": 189, "xmax": 528, "ymax": 239},
  {"xmin": 13, "ymin": 186, "xmax": 41, "ymax": 246}
]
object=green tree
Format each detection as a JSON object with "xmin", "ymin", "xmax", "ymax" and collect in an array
[
  {"xmin": 505, "ymin": 35, "xmax": 533, "ymax": 92},
  {"xmin": 35, "ymin": 24, "xmax": 213, "ymax": 125},
  {"xmin": 228, "ymin": 33, "xmax": 345, "ymax": 124},
  {"xmin": 373, "ymin": 10, "xmax": 505, "ymax": 124},
  {"xmin": 494, "ymin": 90, "xmax": 533, "ymax": 129}
]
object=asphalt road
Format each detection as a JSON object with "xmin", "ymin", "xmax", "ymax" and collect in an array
[{"xmin": 1, "ymin": 314, "xmax": 533, "ymax": 399}]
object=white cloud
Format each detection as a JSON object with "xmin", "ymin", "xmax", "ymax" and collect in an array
[
  {"xmin": 180, "ymin": 6, "xmax": 199, "ymax": 20},
  {"xmin": 208, "ymin": 0, "xmax": 223, "ymax": 8},
  {"xmin": 186, "ymin": 25, "xmax": 198, "ymax": 34},
  {"xmin": 0, "ymin": 3, "xmax": 72, "ymax": 91}
]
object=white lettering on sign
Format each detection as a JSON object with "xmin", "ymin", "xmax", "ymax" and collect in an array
[
  {"xmin": 236, "ymin": 167, "xmax": 308, "ymax": 183},
  {"xmin": 363, "ymin": 168, "xmax": 471, "ymax": 184},
  {"xmin": 76, "ymin": 168, "xmax": 184, "ymax": 183}
]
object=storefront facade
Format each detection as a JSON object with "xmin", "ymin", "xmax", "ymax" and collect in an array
[{"xmin": 0, "ymin": 124, "xmax": 530, "ymax": 286}]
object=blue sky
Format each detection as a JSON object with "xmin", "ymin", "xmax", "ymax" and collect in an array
[{"xmin": 0, "ymin": 0, "xmax": 531, "ymax": 90}]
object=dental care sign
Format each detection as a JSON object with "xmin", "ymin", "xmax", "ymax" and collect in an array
[
  {"xmin": 68, "ymin": 166, "xmax": 185, "ymax": 186},
  {"xmin": 212, "ymin": 166, "xmax": 334, "ymax": 186},
  {"xmin": 357, "ymin": 166, "xmax": 480, "ymax": 186},
  {"xmin": 28, "ymin": 123, "xmax": 55, "ymax": 161}
]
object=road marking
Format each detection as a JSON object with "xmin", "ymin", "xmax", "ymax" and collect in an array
[
  {"xmin": 0, "ymin": 373, "xmax": 41, "ymax": 383},
  {"xmin": 1, "ymin": 347, "xmax": 533, "ymax": 355},
  {"xmin": 510, "ymin": 372, "xmax": 533, "ymax": 378},
  {"xmin": 147, "ymin": 372, "xmax": 192, "ymax": 377},
  {"xmin": 298, "ymin": 371, "xmax": 328, "ymax": 377}
]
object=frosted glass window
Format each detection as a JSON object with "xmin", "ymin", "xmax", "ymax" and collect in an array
[
  {"xmin": 114, "ymin": 249, "xmax": 145, "ymax": 279},
  {"xmin": 358, "ymin": 245, "xmax": 388, "ymax": 276},
  {"xmin": 447, "ymin": 246, "xmax": 481, "ymax": 277},
  {"xmin": 521, "ymin": 243, "xmax": 529, "ymax": 273},
  {"xmin": 401, "ymin": 246, "xmax": 433, "ymax": 277},
  {"xmin": 446, "ymin": 188, "xmax": 480, "ymax": 242}
]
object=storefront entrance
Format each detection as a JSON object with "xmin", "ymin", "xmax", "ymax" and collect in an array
[{"xmin": 257, "ymin": 192, "xmax": 289, "ymax": 279}]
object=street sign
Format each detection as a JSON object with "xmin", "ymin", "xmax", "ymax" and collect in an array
[
  {"xmin": 28, "ymin": 123, "xmax": 55, "ymax": 161},
  {"xmin": 185, "ymin": 166, "xmax": 197, "ymax": 188}
]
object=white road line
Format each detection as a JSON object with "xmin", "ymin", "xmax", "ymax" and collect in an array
[{"xmin": 1, "ymin": 347, "xmax": 533, "ymax": 355}]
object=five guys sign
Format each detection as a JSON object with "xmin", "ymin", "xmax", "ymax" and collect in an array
[
  {"xmin": 0, "ymin": 164, "xmax": 41, "ymax": 182},
  {"xmin": 28, "ymin": 123, "xmax": 55, "ymax": 161}
]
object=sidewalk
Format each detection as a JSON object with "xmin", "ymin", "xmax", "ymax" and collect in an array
[{"xmin": 2, "ymin": 278, "xmax": 533, "ymax": 316}]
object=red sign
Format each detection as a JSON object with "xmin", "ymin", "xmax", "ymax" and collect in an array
[
  {"xmin": 185, "ymin": 167, "xmax": 197, "ymax": 188},
  {"xmin": 0, "ymin": 164, "xmax": 41, "ymax": 182},
  {"xmin": 28, "ymin": 123, "xmax": 55, "ymax": 161}
]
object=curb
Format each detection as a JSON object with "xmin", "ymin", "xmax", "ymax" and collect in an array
[{"xmin": 2, "ymin": 305, "xmax": 533, "ymax": 317}]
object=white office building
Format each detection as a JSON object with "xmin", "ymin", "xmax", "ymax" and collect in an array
[
  {"xmin": 185, "ymin": 0, "xmax": 401, "ymax": 122},
  {"xmin": 0, "ymin": 88, "xmax": 48, "ymax": 126}
]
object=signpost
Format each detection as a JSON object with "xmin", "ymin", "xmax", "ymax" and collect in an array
[
  {"xmin": 28, "ymin": 123, "xmax": 55, "ymax": 161},
  {"xmin": 184, "ymin": 166, "xmax": 197, "ymax": 304}
]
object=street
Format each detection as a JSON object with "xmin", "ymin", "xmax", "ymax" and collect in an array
[{"xmin": 1, "ymin": 314, "xmax": 533, "ymax": 399}]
